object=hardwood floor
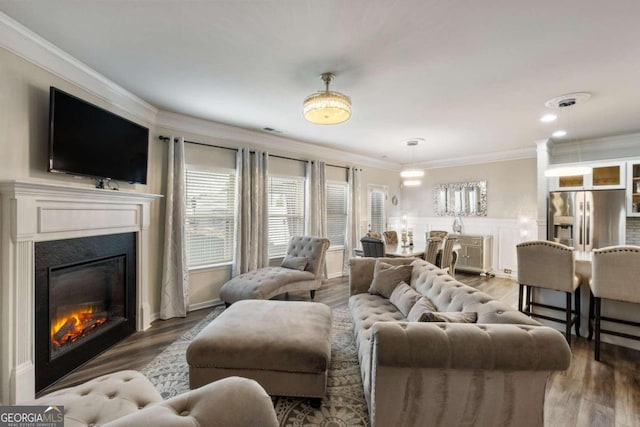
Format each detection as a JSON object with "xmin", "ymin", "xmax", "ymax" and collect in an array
[{"xmin": 41, "ymin": 273, "xmax": 640, "ymax": 426}]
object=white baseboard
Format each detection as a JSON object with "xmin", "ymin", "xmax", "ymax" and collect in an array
[
  {"xmin": 189, "ymin": 299, "xmax": 223, "ymax": 312},
  {"xmin": 327, "ymin": 272, "xmax": 345, "ymax": 279}
]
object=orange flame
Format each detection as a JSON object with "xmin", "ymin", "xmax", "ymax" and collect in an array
[{"xmin": 51, "ymin": 307, "xmax": 107, "ymax": 347}]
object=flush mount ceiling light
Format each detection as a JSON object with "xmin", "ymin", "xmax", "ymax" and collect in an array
[
  {"xmin": 543, "ymin": 93, "xmax": 593, "ymax": 177},
  {"xmin": 303, "ymin": 73, "xmax": 351, "ymax": 125},
  {"xmin": 401, "ymin": 139, "xmax": 424, "ymax": 186}
]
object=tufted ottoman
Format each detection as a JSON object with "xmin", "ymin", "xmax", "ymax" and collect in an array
[{"xmin": 187, "ymin": 300, "xmax": 332, "ymax": 405}]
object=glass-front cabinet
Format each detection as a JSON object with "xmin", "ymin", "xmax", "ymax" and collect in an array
[
  {"xmin": 549, "ymin": 162, "xmax": 626, "ymax": 191},
  {"xmin": 628, "ymin": 161, "xmax": 640, "ymax": 217}
]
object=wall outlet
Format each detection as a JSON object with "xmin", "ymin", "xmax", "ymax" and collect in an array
[{"xmin": 503, "ymin": 268, "xmax": 512, "ymax": 274}]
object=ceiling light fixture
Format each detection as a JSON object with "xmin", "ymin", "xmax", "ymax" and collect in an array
[
  {"xmin": 543, "ymin": 93, "xmax": 593, "ymax": 177},
  {"xmin": 303, "ymin": 73, "xmax": 351, "ymax": 125},
  {"xmin": 401, "ymin": 139, "xmax": 424, "ymax": 186},
  {"xmin": 540, "ymin": 113, "xmax": 557, "ymax": 123}
]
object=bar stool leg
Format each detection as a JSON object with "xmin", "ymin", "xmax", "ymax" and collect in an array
[
  {"xmin": 587, "ymin": 292, "xmax": 595, "ymax": 341},
  {"xmin": 565, "ymin": 291, "xmax": 572, "ymax": 345},
  {"xmin": 525, "ymin": 285, "xmax": 532, "ymax": 312},
  {"xmin": 595, "ymin": 297, "xmax": 601, "ymax": 361},
  {"xmin": 574, "ymin": 287, "xmax": 581, "ymax": 337},
  {"xmin": 518, "ymin": 284, "xmax": 524, "ymax": 312}
]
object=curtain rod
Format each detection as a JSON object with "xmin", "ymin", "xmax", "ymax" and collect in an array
[{"xmin": 158, "ymin": 135, "xmax": 356, "ymax": 170}]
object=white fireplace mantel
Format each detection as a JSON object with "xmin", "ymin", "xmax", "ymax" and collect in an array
[{"xmin": 0, "ymin": 180, "xmax": 162, "ymax": 404}]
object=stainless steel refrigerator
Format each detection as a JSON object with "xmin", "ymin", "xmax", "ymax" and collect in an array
[{"xmin": 548, "ymin": 190, "xmax": 626, "ymax": 251}]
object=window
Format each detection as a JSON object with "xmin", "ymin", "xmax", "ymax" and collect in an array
[
  {"xmin": 268, "ymin": 175, "xmax": 305, "ymax": 257},
  {"xmin": 185, "ymin": 168, "xmax": 236, "ymax": 268},
  {"xmin": 368, "ymin": 185, "xmax": 387, "ymax": 233},
  {"xmin": 326, "ymin": 182, "xmax": 348, "ymax": 249}
]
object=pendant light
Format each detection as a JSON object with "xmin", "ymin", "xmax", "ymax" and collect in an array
[
  {"xmin": 401, "ymin": 139, "xmax": 424, "ymax": 186},
  {"xmin": 543, "ymin": 93, "xmax": 593, "ymax": 177},
  {"xmin": 303, "ymin": 73, "xmax": 351, "ymax": 125}
]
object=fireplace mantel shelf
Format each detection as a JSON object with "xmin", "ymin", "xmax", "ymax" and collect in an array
[{"xmin": 0, "ymin": 180, "xmax": 161, "ymax": 404}]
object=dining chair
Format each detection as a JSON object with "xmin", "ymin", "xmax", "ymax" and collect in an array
[
  {"xmin": 429, "ymin": 230, "xmax": 449, "ymax": 239},
  {"xmin": 360, "ymin": 237, "xmax": 386, "ymax": 257},
  {"xmin": 383, "ymin": 231, "xmax": 398, "ymax": 246},
  {"xmin": 589, "ymin": 245, "xmax": 640, "ymax": 361},
  {"xmin": 366, "ymin": 231, "xmax": 383, "ymax": 240},
  {"xmin": 439, "ymin": 235, "xmax": 458, "ymax": 275},
  {"xmin": 424, "ymin": 237, "xmax": 442, "ymax": 265},
  {"xmin": 516, "ymin": 241, "xmax": 582, "ymax": 345}
]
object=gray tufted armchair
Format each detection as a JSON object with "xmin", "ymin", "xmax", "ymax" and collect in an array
[
  {"xmin": 31, "ymin": 371, "xmax": 278, "ymax": 427},
  {"xmin": 220, "ymin": 236, "xmax": 330, "ymax": 305}
]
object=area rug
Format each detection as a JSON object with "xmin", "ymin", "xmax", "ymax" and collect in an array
[{"xmin": 141, "ymin": 305, "xmax": 370, "ymax": 426}]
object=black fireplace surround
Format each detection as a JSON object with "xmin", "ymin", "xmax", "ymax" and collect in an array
[{"xmin": 35, "ymin": 233, "xmax": 137, "ymax": 392}]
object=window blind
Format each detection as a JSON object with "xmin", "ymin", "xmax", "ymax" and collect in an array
[
  {"xmin": 369, "ymin": 189, "xmax": 386, "ymax": 233},
  {"xmin": 185, "ymin": 168, "xmax": 236, "ymax": 268},
  {"xmin": 326, "ymin": 182, "xmax": 348, "ymax": 248},
  {"xmin": 268, "ymin": 175, "xmax": 305, "ymax": 257}
]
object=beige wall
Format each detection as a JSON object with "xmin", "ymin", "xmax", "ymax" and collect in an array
[{"xmin": 400, "ymin": 158, "xmax": 537, "ymax": 220}]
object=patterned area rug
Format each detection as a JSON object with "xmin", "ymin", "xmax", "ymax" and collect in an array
[{"xmin": 141, "ymin": 305, "xmax": 370, "ymax": 426}]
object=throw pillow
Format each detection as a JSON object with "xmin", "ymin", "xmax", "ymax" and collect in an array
[
  {"xmin": 368, "ymin": 261, "xmax": 413, "ymax": 298},
  {"xmin": 421, "ymin": 311, "xmax": 478, "ymax": 323},
  {"xmin": 406, "ymin": 297, "xmax": 439, "ymax": 322},
  {"xmin": 389, "ymin": 282, "xmax": 423, "ymax": 317},
  {"xmin": 280, "ymin": 255, "xmax": 308, "ymax": 271}
]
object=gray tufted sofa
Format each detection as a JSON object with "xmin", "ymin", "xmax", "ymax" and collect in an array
[
  {"xmin": 31, "ymin": 370, "xmax": 278, "ymax": 427},
  {"xmin": 220, "ymin": 236, "xmax": 330, "ymax": 304},
  {"xmin": 349, "ymin": 257, "xmax": 572, "ymax": 427}
]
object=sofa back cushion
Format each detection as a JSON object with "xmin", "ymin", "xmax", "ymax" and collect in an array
[{"xmin": 412, "ymin": 262, "xmax": 540, "ymax": 326}]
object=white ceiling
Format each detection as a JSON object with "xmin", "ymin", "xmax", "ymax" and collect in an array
[{"xmin": 2, "ymin": 0, "xmax": 640, "ymax": 166}]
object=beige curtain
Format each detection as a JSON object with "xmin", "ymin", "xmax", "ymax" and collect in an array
[
  {"xmin": 232, "ymin": 148, "xmax": 269, "ymax": 275},
  {"xmin": 343, "ymin": 167, "xmax": 362, "ymax": 274},
  {"xmin": 305, "ymin": 160, "xmax": 327, "ymax": 237},
  {"xmin": 160, "ymin": 136, "xmax": 189, "ymax": 319}
]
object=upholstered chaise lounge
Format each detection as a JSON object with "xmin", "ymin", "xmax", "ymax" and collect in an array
[
  {"xmin": 220, "ymin": 236, "xmax": 329, "ymax": 305},
  {"xmin": 31, "ymin": 370, "xmax": 278, "ymax": 427}
]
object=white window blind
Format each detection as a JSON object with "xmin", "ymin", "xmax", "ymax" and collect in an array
[
  {"xmin": 185, "ymin": 168, "xmax": 236, "ymax": 268},
  {"xmin": 326, "ymin": 182, "xmax": 348, "ymax": 249},
  {"xmin": 369, "ymin": 188, "xmax": 386, "ymax": 233},
  {"xmin": 268, "ymin": 175, "xmax": 305, "ymax": 257}
]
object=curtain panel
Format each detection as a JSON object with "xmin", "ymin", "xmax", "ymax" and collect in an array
[
  {"xmin": 305, "ymin": 160, "xmax": 327, "ymax": 238},
  {"xmin": 160, "ymin": 136, "xmax": 189, "ymax": 319},
  {"xmin": 232, "ymin": 148, "xmax": 269, "ymax": 276},
  {"xmin": 343, "ymin": 167, "xmax": 362, "ymax": 274}
]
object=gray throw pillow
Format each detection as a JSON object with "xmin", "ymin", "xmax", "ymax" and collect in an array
[
  {"xmin": 421, "ymin": 311, "xmax": 478, "ymax": 323},
  {"xmin": 389, "ymin": 282, "xmax": 423, "ymax": 317},
  {"xmin": 368, "ymin": 262, "xmax": 413, "ymax": 298},
  {"xmin": 406, "ymin": 297, "xmax": 439, "ymax": 322},
  {"xmin": 280, "ymin": 255, "xmax": 308, "ymax": 271}
]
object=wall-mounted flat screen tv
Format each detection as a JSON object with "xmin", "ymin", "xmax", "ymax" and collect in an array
[{"xmin": 49, "ymin": 87, "xmax": 149, "ymax": 184}]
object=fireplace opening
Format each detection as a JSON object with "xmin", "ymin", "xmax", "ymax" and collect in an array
[
  {"xmin": 35, "ymin": 233, "xmax": 136, "ymax": 393},
  {"xmin": 49, "ymin": 255, "xmax": 126, "ymax": 359}
]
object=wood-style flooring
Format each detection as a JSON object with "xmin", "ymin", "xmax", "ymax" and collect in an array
[{"xmin": 41, "ymin": 273, "xmax": 640, "ymax": 426}]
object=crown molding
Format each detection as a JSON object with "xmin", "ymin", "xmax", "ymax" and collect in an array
[
  {"xmin": 0, "ymin": 11, "xmax": 158, "ymax": 124},
  {"xmin": 411, "ymin": 146, "xmax": 536, "ymax": 170},
  {"xmin": 551, "ymin": 132, "xmax": 640, "ymax": 158},
  {"xmin": 155, "ymin": 110, "xmax": 402, "ymax": 171}
]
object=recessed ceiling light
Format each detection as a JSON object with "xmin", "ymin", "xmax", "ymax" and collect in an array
[
  {"xmin": 552, "ymin": 130, "xmax": 567, "ymax": 137},
  {"xmin": 540, "ymin": 114, "xmax": 557, "ymax": 123}
]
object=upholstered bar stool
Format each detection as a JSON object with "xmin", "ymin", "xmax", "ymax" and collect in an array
[
  {"xmin": 516, "ymin": 241, "xmax": 582, "ymax": 344},
  {"xmin": 589, "ymin": 245, "xmax": 640, "ymax": 361}
]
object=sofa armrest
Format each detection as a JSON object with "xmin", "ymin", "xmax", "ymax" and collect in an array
[
  {"xmin": 349, "ymin": 257, "xmax": 415, "ymax": 295},
  {"xmin": 371, "ymin": 322, "xmax": 571, "ymax": 370},
  {"xmin": 105, "ymin": 377, "xmax": 278, "ymax": 427}
]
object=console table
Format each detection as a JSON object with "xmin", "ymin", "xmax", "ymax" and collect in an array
[{"xmin": 455, "ymin": 234, "xmax": 492, "ymax": 275}]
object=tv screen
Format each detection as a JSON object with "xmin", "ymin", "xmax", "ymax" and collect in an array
[{"xmin": 49, "ymin": 87, "xmax": 149, "ymax": 184}]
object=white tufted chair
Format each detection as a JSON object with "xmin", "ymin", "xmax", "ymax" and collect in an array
[
  {"xmin": 220, "ymin": 236, "xmax": 330, "ymax": 305},
  {"xmin": 31, "ymin": 371, "xmax": 278, "ymax": 427},
  {"xmin": 588, "ymin": 245, "xmax": 640, "ymax": 361}
]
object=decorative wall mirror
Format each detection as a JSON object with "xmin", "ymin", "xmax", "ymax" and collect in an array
[{"xmin": 433, "ymin": 181, "xmax": 487, "ymax": 216}]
